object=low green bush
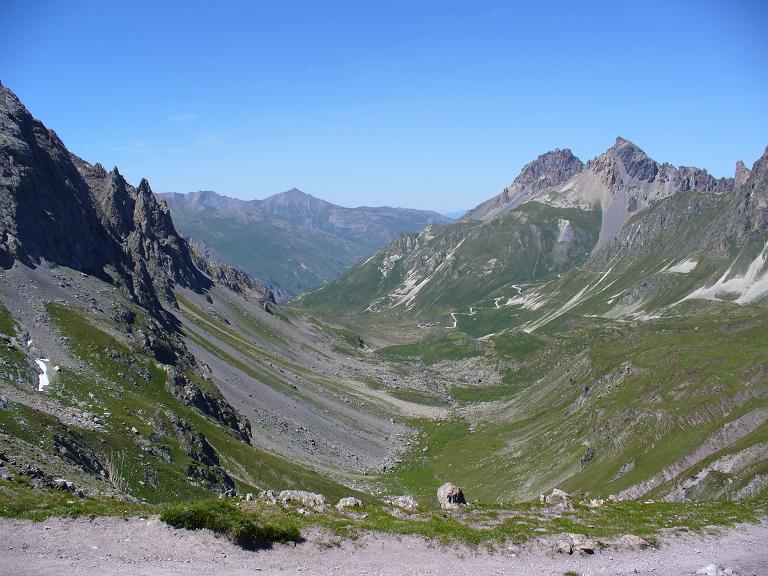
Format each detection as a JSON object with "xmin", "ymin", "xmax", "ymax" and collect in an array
[{"xmin": 160, "ymin": 500, "xmax": 300, "ymax": 549}]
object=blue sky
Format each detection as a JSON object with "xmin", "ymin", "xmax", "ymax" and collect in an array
[{"xmin": 1, "ymin": 1, "xmax": 766, "ymax": 212}]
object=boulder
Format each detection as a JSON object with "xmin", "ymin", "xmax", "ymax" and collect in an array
[
  {"xmin": 616, "ymin": 534, "xmax": 650, "ymax": 550},
  {"xmin": 555, "ymin": 533, "xmax": 596, "ymax": 555},
  {"xmin": 540, "ymin": 488, "xmax": 572, "ymax": 508},
  {"xmin": 437, "ymin": 482, "xmax": 466, "ymax": 510},
  {"xmin": 278, "ymin": 489, "xmax": 327, "ymax": 511},
  {"xmin": 391, "ymin": 495, "xmax": 418, "ymax": 511},
  {"xmin": 336, "ymin": 497, "xmax": 363, "ymax": 511},
  {"xmin": 584, "ymin": 498, "xmax": 605, "ymax": 508}
]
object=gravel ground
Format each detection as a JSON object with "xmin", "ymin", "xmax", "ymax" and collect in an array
[{"xmin": 0, "ymin": 516, "xmax": 765, "ymax": 576}]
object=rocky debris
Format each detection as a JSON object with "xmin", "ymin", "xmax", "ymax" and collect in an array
[
  {"xmin": 336, "ymin": 497, "xmax": 363, "ymax": 510},
  {"xmin": 437, "ymin": 482, "xmax": 466, "ymax": 510},
  {"xmin": 278, "ymin": 490, "xmax": 327, "ymax": 512},
  {"xmin": 165, "ymin": 368, "xmax": 251, "ymax": 443},
  {"xmin": 245, "ymin": 492, "xmax": 254, "ymax": 502},
  {"xmin": 584, "ymin": 498, "xmax": 605, "ymax": 508},
  {"xmin": 555, "ymin": 533, "xmax": 597, "ymax": 555},
  {"xmin": 695, "ymin": 564, "xmax": 739, "ymax": 576},
  {"xmin": 391, "ymin": 495, "xmax": 418, "ymax": 511}
]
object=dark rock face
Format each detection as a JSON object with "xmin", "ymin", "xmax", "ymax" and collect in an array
[
  {"xmin": 0, "ymin": 85, "xmax": 209, "ymax": 313},
  {"xmin": 166, "ymin": 368, "xmax": 252, "ymax": 444}
]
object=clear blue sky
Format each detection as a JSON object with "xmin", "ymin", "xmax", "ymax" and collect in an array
[{"xmin": 1, "ymin": 1, "xmax": 766, "ymax": 212}]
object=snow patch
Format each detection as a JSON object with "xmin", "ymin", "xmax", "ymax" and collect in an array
[
  {"xmin": 35, "ymin": 359, "xmax": 50, "ymax": 392},
  {"xmin": 556, "ymin": 219, "xmax": 573, "ymax": 243},
  {"xmin": 666, "ymin": 258, "xmax": 698, "ymax": 274},
  {"xmin": 679, "ymin": 242, "xmax": 768, "ymax": 305}
]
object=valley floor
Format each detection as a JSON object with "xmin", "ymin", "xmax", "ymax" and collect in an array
[{"xmin": 1, "ymin": 516, "xmax": 765, "ymax": 576}]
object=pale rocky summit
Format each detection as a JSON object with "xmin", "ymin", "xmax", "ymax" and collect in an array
[
  {"xmin": 278, "ymin": 489, "xmax": 327, "ymax": 511},
  {"xmin": 462, "ymin": 148, "xmax": 584, "ymax": 221},
  {"xmin": 461, "ymin": 136, "xmax": 734, "ymax": 249},
  {"xmin": 437, "ymin": 482, "xmax": 466, "ymax": 509}
]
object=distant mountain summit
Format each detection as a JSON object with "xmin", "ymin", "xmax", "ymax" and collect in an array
[
  {"xmin": 159, "ymin": 189, "xmax": 450, "ymax": 296},
  {"xmin": 463, "ymin": 137, "xmax": 734, "ymax": 249}
]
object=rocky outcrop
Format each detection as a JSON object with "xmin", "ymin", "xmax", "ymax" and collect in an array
[
  {"xmin": 278, "ymin": 489, "xmax": 327, "ymax": 511},
  {"xmin": 0, "ymin": 85, "xmax": 210, "ymax": 317},
  {"xmin": 555, "ymin": 533, "xmax": 597, "ymax": 555},
  {"xmin": 735, "ymin": 160, "xmax": 751, "ymax": 187},
  {"xmin": 168, "ymin": 415, "xmax": 235, "ymax": 494},
  {"xmin": 166, "ymin": 368, "xmax": 252, "ymax": 443},
  {"xmin": 437, "ymin": 482, "xmax": 466, "ymax": 509}
]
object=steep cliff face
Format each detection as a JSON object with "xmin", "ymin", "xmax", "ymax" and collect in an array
[{"xmin": 0, "ymin": 85, "xmax": 208, "ymax": 312}]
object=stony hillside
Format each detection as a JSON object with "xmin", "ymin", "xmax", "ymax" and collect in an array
[{"xmin": 159, "ymin": 188, "xmax": 451, "ymax": 296}]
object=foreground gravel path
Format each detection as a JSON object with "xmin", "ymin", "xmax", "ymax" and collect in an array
[{"xmin": 0, "ymin": 516, "xmax": 766, "ymax": 576}]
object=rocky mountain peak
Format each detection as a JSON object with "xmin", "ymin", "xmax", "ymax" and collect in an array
[
  {"xmin": 590, "ymin": 137, "xmax": 658, "ymax": 185},
  {"xmin": 512, "ymin": 148, "xmax": 584, "ymax": 191},
  {"xmin": 735, "ymin": 160, "xmax": 751, "ymax": 187},
  {"xmin": 0, "ymin": 84, "xmax": 209, "ymax": 315}
]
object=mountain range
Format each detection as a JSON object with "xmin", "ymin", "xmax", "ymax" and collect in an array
[
  {"xmin": 1, "ymin": 81, "xmax": 767, "ymax": 517},
  {"xmin": 158, "ymin": 188, "xmax": 450, "ymax": 297},
  {"xmin": 298, "ymin": 137, "xmax": 749, "ymax": 324}
]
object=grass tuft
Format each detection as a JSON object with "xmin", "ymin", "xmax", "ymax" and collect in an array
[{"xmin": 160, "ymin": 500, "xmax": 301, "ymax": 549}]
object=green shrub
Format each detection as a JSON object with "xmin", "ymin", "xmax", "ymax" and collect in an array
[{"xmin": 160, "ymin": 500, "xmax": 300, "ymax": 549}]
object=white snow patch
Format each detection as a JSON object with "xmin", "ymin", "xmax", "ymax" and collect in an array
[
  {"xmin": 678, "ymin": 242, "xmax": 768, "ymax": 305},
  {"xmin": 35, "ymin": 359, "xmax": 50, "ymax": 392},
  {"xmin": 522, "ymin": 266, "xmax": 617, "ymax": 333},
  {"xmin": 666, "ymin": 258, "xmax": 698, "ymax": 274},
  {"xmin": 556, "ymin": 219, "xmax": 572, "ymax": 242}
]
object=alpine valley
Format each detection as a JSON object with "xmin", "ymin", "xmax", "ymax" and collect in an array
[{"xmin": 1, "ymin": 81, "xmax": 767, "ymax": 559}]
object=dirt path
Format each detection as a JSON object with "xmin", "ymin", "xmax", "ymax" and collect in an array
[{"xmin": 1, "ymin": 517, "xmax": 765, "ymax": 576}]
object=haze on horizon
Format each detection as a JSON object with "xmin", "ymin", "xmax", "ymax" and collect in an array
[{"xmin": 1, "ymin": 0, "xmax": 766, "ymax": 212}]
